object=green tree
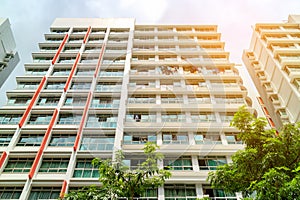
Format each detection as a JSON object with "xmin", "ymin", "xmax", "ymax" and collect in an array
[
  {"xmin": 208, "ymin": 106, "xmax": 300, "ymax": 200},
  {"xmin": 63, "ymin": 142, "xmax": 171, "ymax": 200}
]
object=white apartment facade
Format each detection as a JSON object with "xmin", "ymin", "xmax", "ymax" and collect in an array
[
  {"xmin": 243, "ymin": 15, "xmax": 300, "ymax": 128},
  {"xmin": 0, "ymin": 18, "xmax": 20, "ymax": 88},
  {"xmin": 0, "ymin": 18, "xmax": 255, "ymax": 199}
]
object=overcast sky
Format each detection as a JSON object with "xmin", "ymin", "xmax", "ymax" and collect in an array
[{"xmin": 0, "ymin": 0, "xmax": 299, "ymax": 105}]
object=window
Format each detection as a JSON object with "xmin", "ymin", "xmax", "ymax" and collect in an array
[
  {"xmin": 99, "ymin": 69, "xmax": 124, "ymax": 77},
  {"xmin": 25, "ymin": 68, "xmax": 48, "ymax": 76},
  {"xmin": 88, "ymin": 36, "xmax": 104, "ymax": 43},
  {"xmin": 70, "ymin": 82, "xmax": 91, "ymax": 90},
  {"xmin": 64, "ymin": 96, "xmax": 87, "ymax": 106},
  {"xmin": 57, "ymin": 114, "xmax": 82, "ymax": 125},
  {"xmin": 123, "ymin": 158, "xmax": 146, "ymax": 170},
  {"xmin": 33, "ymin": 57, "xmax": 52, "ymax": 63},
  {"xmin": 219, "ymin": 112, "xmax": 235, "ymax": 122},
  {"xmin": 164, "ymin": 184, "xmax": 196, "ymax": 199},
  {"xmin": 225, "ymin": 132, "xmax": 242, "ymax": 144},
  {"xmin": 202, "ymin": 185, "xmax": 236, "ymax": 199},
  {"xmin": 36, "ymin": 97, "xmax": 60, "ymax": 106},
  {"xmin": 126, "ymin": 112, "xmax": 156, "ymax": 122},
  {"xmin": 17, "ymin": 134, "xmax": 44, "ymax": 146},
  {"xmin": 51, "ymin": 28, "xmax": 69, "ymax": 34},
  {"xmin": 161, "ymin": 94, "xmax": 183, "ymax": 103},
  {"xmin": 6, "ymin": 97, "xmax": 32, "ymax": 106},
  {"xmin": 46, "ymin": 37, "xmax": 64, "ymax": 42},
  {"xmin": 215, "ymin": 95, "xmax": 244, "ymax": 104},
  {"xmin": 72, "ymin": 28, "xmax": 87, "ymax": 34},
  {"xmin": 28, "ymin": 187, "xmax": 60, "ymax": 200},
  {"xmin": 76, "ymin": 68, "xmax": 94, "ymax": 76},
  {"xmin": 16, "ymin": 82, "xmax": 39, "ymax": 90},
  {"xmin": 186, "ymin": 80, "xmax": 207, "ymax": 91},
  {"xmin": 198, "ymin": 156, "xmax": 227, "ymax": 170},
  {"xmin": 80, "ymin": 57, "xmax": 98, "ymax": 63},
  {"xmin": 158, "ymin": 45, "xmax": 176, "ymax": 51},
  {"xmin": 80, "ymin": 136, "xmax": 114, "ymax": 151},
  {"xmin": 0, "ymin": 187, "xmax": 22, "ymax": 199},
  {"xmin": 39, "ymin": 158, "xmax": 69, "ymax": 173},
  {"xmin": 95, "ymin": 82, "xmax": 122, "ymax": 92},
  {"xmin": 3, "ymin": 158, "xmax": 33, "ymax": 173},
  {"xmin": 84, "ymin": 46, "xmax": 102, "ymax": 53},
  {"xmin": 0, "ymin": 133, "xmax": 13, "ymax": 146},
  {"xmin": 68, "ymin": 37, "xmax": 83, "ymax": 43},
  {"xmin": 49, "ymin": 134, "xmax": 76, "ymax": 147},
  {"xmin": 91, "ymin": 97, "xmax": 120, "ymax": 108},
  {"xmin": 188, "ymin": 95, "xmax": 211, "ymax": 104},
  {"xmin": 86, "ymin": 114, "xmax": 117, "ymax": 128},
  {"xmin": 161, "ymin": 112, "xmax": 186, "ymax": 122},
  {"xmin": 51, "ymin": 68, "xmax": 71, "ymax": 76},
  {"xmin": 141, "ymin": 188, "xmax": 158, "ymax": 199},
  {"xmin": 164, "ymin": 156, "xmax": 192, "ymax": 170},
  {"xmin": 63, "ymin": 46, "xmax": 81, "ymax": 52},
  {"xmin": 163, "ymin": 132, "xmax": 188, "ymax": 144},
  {"xmin": 191, "ymin": 112, "xmax": 216, "ymax": 122},
  {"xmin": 123, "ymin": 133, "xmax": 156, "ymax": 145},
  {"xmin": 158, "ymin": 65, "xmax": 179, "ymax": 75},
  {"xmin": 73, "ymin": 159, "xmax": 100, "ymax": 178},
  {"xmin": 0, "ymin": 114, "xmax": 22, "ymax": 125},
  {"xmin": 194, "ymin": 132, "xmax": 222, "ymax": 144},
  {"xmin": 127, "ymin": 94, "xmax": 156, "ymax": 104},
  {"xmin": 45, "ymin": 82, "xmax": 65, "ymax": 90},
  {"xmin": 28, "ymin": 114, "xmax": 53, "ymax": 125}
]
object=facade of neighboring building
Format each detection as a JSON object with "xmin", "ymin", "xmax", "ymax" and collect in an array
[
  {"xmin": 0, "ymin": 18, "xmax": 256, "ymax": 199},
  {"xmin": 243, "ymin": 15, "xmax": 300, "ymax": 128},
  {"xmin": 0, "ymin": 18, "xmax": 19, "ymax": 88}
]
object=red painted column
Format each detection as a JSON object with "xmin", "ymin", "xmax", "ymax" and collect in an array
[
  {"xmin": 73, "ymin": 92, "xmax": 92, "ymax": 151},
  {"xmin": 83, "ymin": 26, "xmax": 91, "ymax": 44},
  {"xmin": 64, "ymin": 53, "xmax": 81, "ymax": 92},
  {"xmin": 60, "ymin": 180, "xmax": 68, "ymax": 198},
  {"xmin": 94, "ymin": 43, "xmax": 106, "ymax": 78},
  {"xmin": 0, "ymin": 151, "xmax": 7, "ymax": 169},
  {"xmin": 51, "ymin": 34, "xmax": 69, "ymax": 65},
  {"xmin": 19, "ymin": 76, "xmax": 47, "ymax": 128},
  {"xmin": 28, "ymin": 109, "xmax": 58, "ymax": 179},
  {"xmin": 257, "ymin": 97, "xmax": 264, "ymax": 105}
]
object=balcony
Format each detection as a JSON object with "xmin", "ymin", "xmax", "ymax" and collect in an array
[
  {"xmin": 85, "ymin": 115, "xmax": 117, "ymax": 128},
  {"xmin": 279, "ymin": 55, "xmax": 300, "ymax": 66},
  {"xmin": 284, "ymin": 66, "xmax": 300, "ymax": 81},
  {"xmin": 99, "ymin": 71, "xmax": 124, "ymax": 77},
  {"xmin": 95, "ymin": 85, "xmax": 122, "ymax": 92}
]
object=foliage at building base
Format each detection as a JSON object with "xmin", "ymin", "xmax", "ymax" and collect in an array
[
  {"xmin": 63, "ymin": 142, "xmax": 171, "ymax": 200},
  {"xmin": 208, "ymin": 106, "xmax": 300, "ymax": 200}
]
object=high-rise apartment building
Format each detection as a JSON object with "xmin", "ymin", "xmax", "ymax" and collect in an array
[
  {"xmin": 243, "ymin": 15, "xmax": 300, "ymax": 128},
  {"xmin": 0, "ymin": 18, "xmax": 255, "ymax": 199},
  {"xmin": 0, "ymin": 18, "xmax": 20, "ymax": 88}
]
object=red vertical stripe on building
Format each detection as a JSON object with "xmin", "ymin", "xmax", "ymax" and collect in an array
[
  {"xmin": 83, "ymin": 26, "xmax": 91, "ymax": 44},
  {"xmin": 268, "ymin": 117, "xmax": 276, "ymax": 129},
  {"xmin": 94, "ymin": 43, "xmax": 106, "ymax": 78},
  {"xmin": 262, "ymin": 107, "xmax": 270, "ymax": 116},
  {"xmin": 64, "ymin": 53, "xmax": 81, "ymax": 92},
  {"xmin": 28, "ymin": 149, "xmax": 42, "ymax": 179},
  {"xmin": 0, "ymin": 151, "xmax": 7, "ymax": 169},
  {"xmin": 257, "ymin": 97, "xmax": 264, "ymax": 105},
  {"xmin": 18, "ymin": 76, "xmax": 47, "ymax": 128},
  {"xmin": 40, "ymin": 109, "xmax": 58, "ymax": 150},
  {"xmin": 60, "ymin": 180, "xmax": 68, "ymax": 198},
  {"xmin": 51, "ymin": 34, "xmax": 69, "ymax": 65},
  {"xmin": 28, "ymin": 109, "xmax": 58, "ymax": 179},
  {"xmin": 73, "ymin": 92, "xmax": 92, "ymax": 151}
]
